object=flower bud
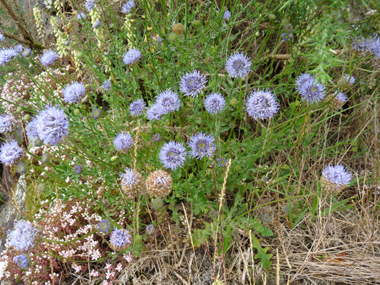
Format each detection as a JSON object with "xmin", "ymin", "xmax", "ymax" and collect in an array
[
  {"xmin": 23, "ymin": 114, "xmax": 30, "ymax": 121},
  {"xmin": 192, "ymin": 20, "xmax": 200, "ymax": 26},
  {"xmin": 16, "ymin": 106, "xmax": 22, "ymax": 113},
  {"xmin": 74, "ymin": 109, "xmax": 80, "ymax": 115},
  {"xmin": 111, "ymin": 156, "xmax": 118, "ymax": 161},
  {"xmin": 168, "ymin": 33, "xmax": 178, "ymax": 42},
  {"xmin": 172, "ymin": 23, "xmax": 185, "ymax": 35}
]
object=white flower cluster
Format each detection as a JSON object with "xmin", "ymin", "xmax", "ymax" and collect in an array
[{"xmin": 50, "ymin": 16, "xmax": 68, "ymax": 57}]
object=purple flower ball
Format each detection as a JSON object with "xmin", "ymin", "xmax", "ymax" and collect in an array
[
  {"xmin": 180, "ymin": 70, "xmax": 207, "ymax": 98},
  {"xmin": 110, "ymin": 228, "xmax": 131, "ymax": 249},
  {"xmin": 102, "ymin": 80, "xmax": 112, "ymax": 90},
  {"xmin": 297, "ymin": 76, "xmax": 326, "ymax": 104},
  {"xmin": 40, "ymin": 49, "xmax": 59, "ymax": 66},
  {"xmin": 246, "ymin": 89, "xmax": 279, "ymax": 120},
  {"xmin": 204, "ymin": 93, "xmax": 226, "ymax": 114},
  {"xmin": 217, "ymin": 158, "xmax": 227, "ymax": 167},
  {"xmin": 225, "ymin": 52, "xmax": 251, "ymax": 78},
  {"xmin": 0, "ymin": 114, "xmax": 14, "ymax": 134},
  {"xmin": 13, "ymin": 255, "xmax": 29, "ymax": 269},
  {"xmin": 0, "ymin": 47, "xmax": 18, "ymax": 66},
  {"xmin": 322, "ymin": 164, "xmax": 352, "ymax": 190},
  {"xmin": 156, "ymin": 89, "xmax": 180, "ymax": 114},
  {"xmin": 93, "ymin": 20, "xmax": 101, "ymax": 29},
  {"xmin": 146, "ymin": 103, "xmax": 165, "ymax": 121},
  {"xmin": 22, "ymin": 48, "xmax": 32, "ymax": 57},
  {"xmin": 123, "ymin": 49, "xmax": 141, "ymax": 65},
  {"xmin": 333, "ymin": 91, "xmax": 348, "ymax": 104},
  {"xmin": 0, "ymin": 140, "xmax": 24, "ymax": 166},
  {"xmin": 223, "ymin": 10, "xmax": 231, "ymax": 20},
  {"xmin": 282, "ymin": 33, "xmax": 292, "ymax": 41},
  {"xmin": 37, "ymin": 106, "xmax": 69, "ymax": 146},
  {"xmin": 92, "ymin": 108, "xmax": 102, "ymax": 119},
  {"xmin": 16, "ymin": 162, "xmax": 26, "ymax": 174},
  {"xmin": 343, "ymin": 74, "xmax": 355, "ymax": 85},
  {"xmin": 98, "ymin": 219, "xmax": 110, "ymax": 233},
  {"xmin": 77, "ymin": 12, "xmax": 87, "ymax": 20},
  {"xmin": 188, "ymin": 132, "xmax": 216, "ymax": 159},
  {"xmin": 159, "ymin": 141, "xmax": 187, "ymax": 170},
  {"xmin": 129, "ymin": 99, "xmax": 146, "ymax": 117},
  {"xmin": 122, "ymin": 0, "xmax": 135, "ymax": 13},
  {"xmin": 63, "ymin": 82, "xmax": 86, "ymax": 104},
  {"xmin": 120, "ymin": 168, "xmax": 140, "ymax": 187},
  {"xmin": 85, "ymin": 0, "xmax": 95, "ymax": 11},
  {"xmin": 152, "ymin": 134, "xmax": 161, "ymax": 142},
  {"xmin": 8, "ymin": 220, "xmax": 39, "ymax": 252},
  {"xmin": 26, "ymin": 117, "xmax": 40, "ymax": 140},
  {"xmin": 74, "ymin": 165, "xmax": 82, "ymax": 174},
  {"xmin": 113, "ymin": 133, "xmax": 134, "ymax": 151}
]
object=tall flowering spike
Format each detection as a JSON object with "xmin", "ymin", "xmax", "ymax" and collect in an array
[
  {"xmin": 110, "ymin": 228, "xmax": 132, "ymax": 251},
  {"xmin": 225, "ymin": 52, "xmax": 251, "ymax": 78},
  {"xmin": 129, "ymin": 99, "xmax": 146, "ymax": 117},
  {"xmin": 159, "ymin": 141, "xmax": 187, "ymax": 170},
  {"xmin": 113, "ymin": 133, "xmax": 134, "ymax": 153},
  {"xmin": 63, "ymin": 82, "xmax": 86, "ymax": 104},
  {"xmin": 37, "ymin": 106, "xmax": 69, "ymax": 146},
  {"xmin": 13, "ymin": 255, "xmax": 29, "ymax": 269},
  {"xmin": 0, "ymin": 47, "xmax": 18, "ymax": 66},
  {"xmin": 180, "ymin": 70, "xmax": 207, "ymax": 98},
  {"xmin": 325, "ymin": 90, "xmax": 347, "ymax": 110},
  {"xmin": 120, "ymin": 168, "xmax": 146, "ymax": 196},
  {"xmin": 8, "ymin": 220, "xmax": 39, "ymax": 252},
  {"xmin": 122, "ymin": 0, "xmax": 135, "ymax": 13},
  {"xmin": 146, "ymin": 103, "xmax": 165, "ymax": 121},
  {"xmin": 156, "ymin": 90, "xmax": 180, "ymax": 114},
  {"xmin": 246, "ymin": 89, "xmax": 280, "ymax": 120},
  {"xmin": 98, "ymin": 220, "xmax": 110, "ymax": 233},
  {"xmin": 204, "ymin": 93, "xmax": 226, "ymax": 114},
  {"xmin": 102, "ymin": 80, "xmax": 112, "ymax": 90},
  {"xmin": 321, "ymin": 164, "xmax": 352, "ymax": 193},
  {"xmin": 123, "ymin": 49, "xmax": 141, "ymax": 65},
  {"xmin": 146, "ymin": 170, "xmax": 173, "ymax": 198},
  {"xmin": 0, "ymin": 114, "xmax": 15, "ymax": 134},
  {"xmin": 85, "ymin": 0, "xmax": 96, "ymax": 11},
  {"xmin": 40, "ymin": 49, "xmax": 59, "ymax": 66},
  {"xmin": 0, "ymin": 140, "xmax": 24, "ymax": 166},
  {"xmin": 223, "ymin": 10, "xmax": 231, "ymax": 20},
  {"xmin": 188, "ymin": 132, "xmax": 216, "ymax": 159}
]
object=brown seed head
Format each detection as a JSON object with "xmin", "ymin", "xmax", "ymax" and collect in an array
[{"xmin": 146, "ymin": 170, "xmax": 173, "ymax": 198}]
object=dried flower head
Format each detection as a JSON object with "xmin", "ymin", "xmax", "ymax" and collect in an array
[
  {"xmin": 37, "ymin": 106, "xmax": 69, "ymax": 146},
  {"xmin": 325, "ymin": 91, "xmax": 347, "ymax": 110},
  {"xmin": 338, "ymin": 74, "xmax": 355, "ymax": 90},
  {"xmin": 8, "ymin": 220, "xmax": 39, "ymax": 252},
  {"xmin": 92, "ymin": 108, "xmax": 102, "ymax": 119},
  {"xmin": 16, "ymin": 162, "xmax": 26, "ymax": 174},
  {"xmin": 0, "ymin": 139, "xmax": 24, "ymax": 166},
  {"xmin": 152, "ymin": 198, "xmax": 164, "ymax": 210},
  {"xmin": 102, "ymin": 80, "xmax": 112, "ymax": 90},
  {"xmin": 98, "ymin": 219, "xmax": 110, "ymax": 233},
  {"xmin": 180, "ymin": 70, "xmax": 207, "ymax": 98},
  {"xmin": 188, "ymin": 132, "xmax": 216, "ymax": 159},
  {"xmin": 63, "ymin": 82, "xmax": 86, "ymax": 104},
  {"xmin": 172, "ymin": 23, "xmax": 185, "ymax": 35},
  {"xmin": 110, "ymin": 228, "xmax": 131, "ymax": 251},
  {"xmin": 40, "ymin": 49, "xmax": 59, "ymax": 66},
  {"xmin": 113, "ymin": 133, "xmax": 134, "ymax": 153},
  {"xmin": 156, "ymin": 90, "xmax": 180, "ymax": 114},
  {"xmin": 13, "ymin": 254, "xmax": 29, "ymax": 269},
  {"xmin": 122, "ymin": 0, "xmax": 135, "ymax": 13},
  {"xmin": 129, "ymin": 99, "xmax": 146, "ymax": 117},
  {"xmin": 159, "ymin": 141, "xmax": 187, "ymax": 170},
  {"xmin": 208, "ymin": 209, "xmax": 217, "ymax": 219},
  {"xmin": 204, "ymin": 93, "xmax": 226, "ymax": 114},
  {"xmin": 0, "ymin": 114, "xmax": 15, "ymax": 134},
  {"xmin": 246, "ymin": 89, "xmax": 279, "ymax": 120},
  {"xmin": 225, "ymin": 52, "xmax": 251, "ymax": 78},
  {"xmin": 123, "ymin": 49, "xmax": 141, "ymax": 65},
  {"xmin": 321, "ymin": 164, "xmax": 352, "ymax": 193},
  {"xmin": 146, "ymin": 170, "xmax": 173, "ymax": 197},
  {"xmin": 146, "ymin": 103, "xmax": 165, "ymax": 121},
  {"xmin": 120, "ymin": 168, "xmax": 145, "ymax": 196}
]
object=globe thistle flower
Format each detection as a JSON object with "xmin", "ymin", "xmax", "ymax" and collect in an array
[
  {"xmin": 152, "ymin": 134, "xmax": 161, "ymax": 142},
  {"xmin": 172, "ymin": 23, "xmax": 185, "ymax": 35},
  {"xmin": 282, "ymin": 33, "xmax": 292, "ymax": 41},
  {"xmin": 63, "ymin": 82, "xmax": 86, "ymax": 104},
  {"xmin": 123, "ymin": 49, "xmax": 141, "ymax": 65},
  {"xmin": 159, "ymin": 141, "xmax": 187, "ymax": 170},
  {"xmin": 352, "ymin": 35, "xmax": 380, "ymax": 58},
  {"xmin": 13, "ymin": 255, "xmax": 29, "ymax": 269},
  {"xmin": 41, "ymin": 153, "xmax": 49, "ymax": 163},
  {"xmin": 180, "ymin": 70, "xmax": 207, "ymax": 98},
  {"xmin": 225, "ymin": 52, "xmax": 251, "ymax": 78},
  {"xmin": 297, "ymin": 76, "xmax": 326, "ymax": 104},
  {"xmin": 120, "ymin": 168, "xmax": 145, "ymax": 196},
  {"xmin": 0, "ymin": 32, "xmax": 4, "ymax": 42},
  {"xmin": 223, "ymin": 10, "xmax": 231, "ymax": 20},
  {"xmin": 74, "ymin": 165, "xmax": 82, "ymax": 174},
  {"xmin": 152, "ymin": 198, "xmax": 164, "ymax": 210},
  {"xmin": 321, "ymin": 164, "xmax": 352, "ymax": 193},
  {"xmin": 26, "ymin": 117, "xmax": 39, "ymax": 140},
  {"xmin": 85, "ymin": 0, "xmax": 95, "ymax": 11},
  {"xmin": 98, "ymin": 219, "xmax": 110, "ymax": 233},
  {"xmin": 40, "ymin": 49, "xmax": 59, "ymax": 66},
  {"xmin": 110, "ymin": 228, "xmax": 132, "ymax": 251},
  {"xmin": 102, "ymin": 80, "xmax": 112, "ymax": 90},
  {"xmin": 0, "ymin": 140, "xmax": 24, "ymax": 166},
  {"xmin": 146, "ymin": 170, "xmax": 173, "ymax": 197},
  {"xmin": 188, "ymin": 132, "xmax": 216, "ymax": 159},
  {"xmin": 22, "ymin": 48, "xmax": 32, "ymax": 57},
  {"xmin": 204, "ymin": 93, "xmax": 226, "ymax": 114},
  {"xmin": 295, "ymin": 73, "xmax": 314, "ymax": 92},
  {"xmin": 113, "ymin": 133, "xmax": 134, "ymax": 153},
  {"xmin": 13, "ymin": 44, "xmax": 23, "ymax": 54},
  {"xmin": 156, "ymin": 89, "xmax": 180, "ymax": 114},
  {"xmin": 37, "ymin": 106, "xmax": 69, "ymax": 146},
  {"xmin": 146, "ymin": 104, "xmax": 165, "ymax": 121},
  {"xmin": 77, "ymin": 12, "xmax": 87, "ymax": 20},
  {"xmin": 325, "ymin": 90, "xmax": 347, "ymax": 110},
  {"xmin": 93, "ymin": 20, "xmax": 101, "ymax": 29},
  {"xmin": 92, "ymin": 108, "xmax": 102, "ymax": 119},
  {"xmin": 246, "ymin": 89, "xmax": 280, "ymax": 120},
  {"xmin": 16, "ymin": 162, "xmax": 26, "ymax": 174},
  {"xmin": 34, "ymin": 138, "xmax": 43, "ymax": 147},
  {"xmin": 262, "ymin": 214, "xmax": 271, "ymax": 223},
  {"xmin": 0, "ymin": 114, "xmax": 14, "ymax": 134},
  {"xmin": 217, "ymin": 158, "xmax": 227, "ymax": 167},
  {"xmin": 8, "ymin": 220, "xmax": 39, "ymax": 252},
  {"xmin": 129, "ymin": 99, "xmax": 146, "ymax": 117},
  {"xmin": 0, "ymin": 47, "xmax": 18, "ymax": 66},
  {"xmin": 121, "ymin": 0, "xmax": 135, "ymax": 13},
  {"xmin": 146, "ymin": 224, "xmax": 154, "ymax": 235}
]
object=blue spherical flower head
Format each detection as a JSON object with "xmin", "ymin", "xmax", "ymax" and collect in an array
[
  {"xmin": 298, "ymin": 78, "xmax": 326, "ymax": 104},
  {"xmin": 225, "ymin": 52, "xmax": 251, "ymax": 79},
  {"xmin": 40, "ymin": 49, "xmax": 59, "ymax": 67},
  {"xmin": 0, "ymin": 114, "xmax": 14, "ymax": 134},
  {"xmin": 295, "ymin": 73, "xmax": 315, "ymax": 93},
  {"xmin": 77, "ymin": 12, "xmax": 87, "ymax": 20},
  {"xmin": 156, "ymin": 90, "xmax": 180, "ymax": 114},
  {"xmin": 98, "ymin": 220, "xmax": 110, "ymax": 233},
  {"xmin": 122, "ymin": 0, "xmax": 135, "ymax": 13},
  {"xmin": 22, "ymin": 48, "xmax": 32, "ymax": 57},
  {"xmin": 93, "ymin": 20, "xmax": 101, "ymax": 29},
  {"xmin": 0, "ymin": 140, "xmax": 23, "ymax": 166},
  {"xmin": 110, "ymin": 228, "xmax": 132, "ymax": 251},
  {"xmin": 14, "ymin": 44, "xmax": 23, "ymax": 54},
  {"xmin": 16, "ymin": 162, "xmax": 26, "ymax": 174},
  {"xmin": 223, "ymin": 10, "xmax": 231, "ymax": 20},
  {"xmin": 146, "ymin": 103, "xmax": 165, "ymax": 121},
  {"xmin": 102, "ymin": 80, "xmax": 112, "ymax": 90},
  {"xmin": 8, "ymin": 220, "xmax": 39, "ymax": 252},
  {"xmin": 152, "ymin": 134, "xmax": 161, "ymax": 142},
  {"xmin": 85, "ymin": 0, "xmax": 95, "ymax": 11},
  {"xmin": 26, "ymin": 117, "xmax": 40, "ymax": 141},
  {"xmin": 129, "ymin": 99, "xmax": 146, "ymax": 117},
  {"xmin": 188, "ymin": 132, "xmax": 216, "ymax": 159},
  {"xmin": 37, "ymin": 106, "xmax": 69, "ymax": 146},
  {"xmin": 0, "ymin": 47, "xmax": 18, "ymax": 66},
  {"xmin": 13, "ymin": 255, "xmax": 29, "ymax": 269},
  {"xmin": 246, "ymin": 89, "xmax": 280, "ymax": 120},
  {"xmin": 333, "ymin": 91, "xmax": 348, "ymax": 105},
  {"xmin": 217, "ymin": 158, "xmax": 227, "ymax": 167},
  {"xmin": 343, "ymin": 74, "xmax": 355, "ymax": 85},
  {"xmin": 159, "ymin": 141, "xmax": 187, "ymax": 170},
  {"xmin": 74, "ymin": 165, "xmax": 82, "ymax": 174},
  {"xmin": 322, "ymin": 164, "xmax": 352, "ymax": 192},
  {"xmin": 123, "ymin": 49, "xmax": 141, "ymax": 65},
  {"xmin": 0, "ymin": 32, "xmax": 4, "ymax": 42},
  {"xmin": 180, "ymin": 70, "xmax": 207, "ymax": 98},
  {"xmin": 204, "ymin": 93, "xmax": 226, "ymax": 114},
  {"xmin": 92, "ymin": 108, "xmax": 102, "ymax": 119},
  {"xmin": 63, "ymin": 82, "xmax": 86, "ymax": 104},
  {"xmin": 282, "ymin": 33, "xmax": 292, "ymax": 41},
  {"xmin": 113, "ymin": 133, "xmax": 134, "ymax": 152}
]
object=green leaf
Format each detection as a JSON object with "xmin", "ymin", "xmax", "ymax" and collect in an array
[{"xmin": 251, "ymin": 234, "xmax": 273, "ymax": 270}]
